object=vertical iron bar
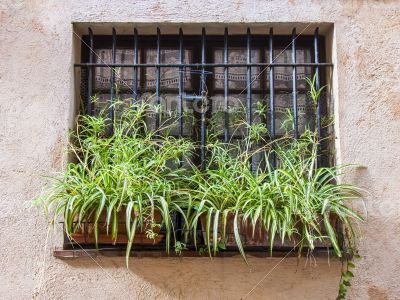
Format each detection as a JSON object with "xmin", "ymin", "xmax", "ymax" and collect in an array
[
  {"xmin": 314, "ymin": 27, "xmax": 321, "ymax": 166},
  {"xmin": 200, "ymin": 28, "xmax": 207, "ymax": 170},
  {"xmin": 224, "ymin": 28, "xmax": 229, "ymax": 143},
  {"xmin": 246, "ymin": 28, "xmax": 253, "ymax": 169},
  {"xmin": 314, "ymin": 27, "xmax": 321, "ymax": 139},
  {"xmin": 269, "ymin": 28, "xmax": 276, "ymax": 168},
  {"xmin": 292, "ymin": 28, "xmax": 298, "ymax": 139},
  {"xmin": 246, "ymin": 28, "xmax": 252, "ymax": 128},
  {"xmin": 109, "ymin": 28, "xmax": 116, "ymax": 133},
  {"xmin": 87, "ymin": 27, "xmax": 94, "ymax": 115},
  {"xmin": 177, "ymin": 28, "xmax": 184, "ymax": 238},
  {"xmin": 133, "ymin": 28, "xmax": 138, "ymax": 104},
  {"xmin": 178, "ymin": 28, "xmax": 184, "ymax": 137},
  {"xmin": 156, "ymin": 27, "xmax": 161, "ymax": 129}
]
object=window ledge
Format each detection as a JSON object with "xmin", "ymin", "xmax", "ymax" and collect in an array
[{"xmin": 53, "ymin": 247, "xmax": 333, "ymax": 259}]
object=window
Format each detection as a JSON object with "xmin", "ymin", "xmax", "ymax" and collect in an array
[
  {"xmin": 78, "ymin": 27, "xmax": 330, "ymax": 170},
  {"xmin": 68, "ymin": 27, "xmax": 333, "ymax": 254}
]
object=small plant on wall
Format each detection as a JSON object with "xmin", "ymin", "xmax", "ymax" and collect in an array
[{"xmin": 36, "ymin": 76, "xmax": 364, "ymax": 299}]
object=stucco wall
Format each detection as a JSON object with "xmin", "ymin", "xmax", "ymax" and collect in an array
[{"xmin": 1, "ymin": 0, "xmax": 399, "ymax": 299}]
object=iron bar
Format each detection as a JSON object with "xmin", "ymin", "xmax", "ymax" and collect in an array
[
  {"xmin": 76, "ymin": 62, "xmax": 333, "ymax": 68},
  {"xmin": 156, "ymin": 27, "xmax": 161, "ymax": 129},
  {"xmin": 269, "ymin": 28, "xmax": 276, "ymax": 168},
  {"xmin": 314, "ymin": 27, "xmax": 321, "ymax": 166},
  {"xmin": 292, "ymin": 28, "xmax": 298, "ymax": 139},
  {"xmin": 178, "ymin": 28, "xmax": 184, "ymax": 137},
  {"xmin": 246, "ymin": 28, "xmax": 253, "ymax": 169},
  {"xmin": 87, "ymin": 27, "xmax": 93, "ymax": 115},
  {"xmin": 246, "ymin": 28, "xmax": 252, "ymax": 126},
  {"xmin": 109, "ymin": 28, "xmax": 116, "ymax": 133},
  {"xmin": 200, "ymin": 28, "xmax": 206, "ymax": 170},
  {"xmin": 314, "ymin": 28, "xmax": 321, "ymax": 139},
  {"xmin": 133, "ymin": 28, "xmax": 138, "ymax": 104},
  {"xmin": 177, "ymin": 28, "xmax": 185, "ymax": 239},
  {"xmin": 224, "ymin": 28, "xmax": 229, "ymax": 143}
]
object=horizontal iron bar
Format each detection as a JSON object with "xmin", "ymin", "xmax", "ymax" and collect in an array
[
  {"xmin": 75, "ymin": 62, "xmax": 333, "ymax": 68},
  {"xmin": 182, "ymin": 95, "xmax": 205, "ymax": 100}
]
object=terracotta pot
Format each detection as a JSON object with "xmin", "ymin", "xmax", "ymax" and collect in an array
[
  {"xmin": 200, "ymin": 213, "xmax": 269, "ymax": 247},
  {"xmin": 70, "ymin": 209, "xmax": 164, "ymax": 245},
  {"xmin": 288, "ymin": 214, "xmax": 339, "ymax": 248},
  {"xmin": 199, "ymin": 212, "xmax": 338, "ymax": 249}
]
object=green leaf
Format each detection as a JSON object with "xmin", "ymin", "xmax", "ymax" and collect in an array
[
  {"xmin": 233, "ymin": 211, "xmax": 249, "ymax": 267},
  {"xmin": 347, "ymin": 261, "xmax": 356, "ymax": 269},
  {"xmin": 324, "ymin": 213, "xmax": 341, "ymax": 257}
]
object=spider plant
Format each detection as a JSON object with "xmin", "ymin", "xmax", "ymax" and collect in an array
[
  {"xmin": 187, "ymin": 140, "xmax": 252, "ymax": 259},
  {"xmin": 186, "ymin": 74, "xmax": 364, "ymax": 266},
  {"xmin": 186, "ymin": 116, "xmax": 275, "ymax": 263},
  {"xmin": 36, "ymin": 99, "xmax": 194, "ymax": 265},
  {"xmin": 271, "ymin": 129, "xmax": 363, "ymax": 257}
]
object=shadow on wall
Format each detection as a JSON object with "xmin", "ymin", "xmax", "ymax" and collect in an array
[{"xmin": 57, "ymin": 256, "xmax": 342, "ymax": 299}]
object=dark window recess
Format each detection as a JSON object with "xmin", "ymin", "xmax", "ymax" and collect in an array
[{"xmin": 70, "ymin": 27, "xmax": 333, "ymax": 254}]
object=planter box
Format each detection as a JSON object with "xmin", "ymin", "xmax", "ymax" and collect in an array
[
  {"xmin": 199, "ymin": 213, "xmax": 337, "ymax": 249},
  {"xmin": 70, "ymin": 209, "xmax": 164, "ymax": 245},
  {"xmin": 200, "ymin": 213, "xmax": 269, "ymax": 247}
]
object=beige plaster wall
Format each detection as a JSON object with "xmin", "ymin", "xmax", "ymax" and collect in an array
[{"xmin": 0, "ymin": 0, "xmax": 399, "ymax": 299}]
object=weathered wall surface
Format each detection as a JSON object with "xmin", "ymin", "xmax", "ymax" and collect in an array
[{"xmin": 1, "ymin": 0, "xmax": 399, "ymax": 299}]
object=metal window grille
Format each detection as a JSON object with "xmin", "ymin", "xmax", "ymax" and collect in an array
[
  {"xmin": 76, "ymin": 27, "xmax": 332, "ymax": 171},
  {"xmin": 71, "ymin": 27, "xmax": 333, "ymax": 252}
]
